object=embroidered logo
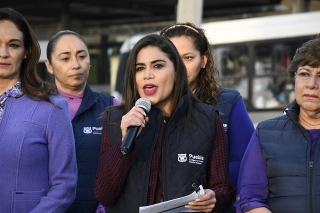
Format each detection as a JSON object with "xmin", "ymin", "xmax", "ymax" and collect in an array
[
  {"xmin": 83, "ymin": 127, "xmax": 92, "ymax": 134},
  {"xmin": 92, "ymin": 127, "xmax": 103, "ymax": 134},
  {"xmin": 189, "ymin": 154, "xmax": 204, "ymax": 165},
  {"xmin": 178, "ymin": 153, "xmax": 204, "ymax": 165},
  {"xmin": 83, "ymin": 127, "xmax": 103, "ymax": 134},
  {"xmin": 178, "ymin": 154, "xmax": 187, "ymax": 162}
]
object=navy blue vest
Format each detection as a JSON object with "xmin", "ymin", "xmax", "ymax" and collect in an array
[
  {"xmin": 216, "ymin": 88, "xmax": 240, "ymax": 133},
  {"xmin": 66, "ymin": 85, "xmax": 114, "ymax": 213},
  {"xmin": 106, "ymin": 97, "xmax": 216, "ymax": 212},
  {"xmin": 257, "ymin": 102, "xmax": 320, "ymax": 213}
]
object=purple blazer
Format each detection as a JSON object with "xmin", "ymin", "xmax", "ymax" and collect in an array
[{"xmin": 0, "ymin": 95, "xmax": 77, "ymax": 212}]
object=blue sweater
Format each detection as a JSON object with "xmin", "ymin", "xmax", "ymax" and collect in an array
[
  {"xmin": 215, "ymin": 88, "xmax": 255, "ymax": 191},
  {"xmin": 0, "ymin": 95, "xmax": 77, "ymax": 212}
]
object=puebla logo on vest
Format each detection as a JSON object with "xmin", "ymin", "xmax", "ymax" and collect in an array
[
  {"xmin": 178, "ymin": 153, "xmax": 204, "ymax": 165},
  {"xmin": 178, "ymin": 154, "xmax": 187, "ymax": 162},
  {"xmin": 83, "ymin": 127, "xmax": 103, "ymax": 134}
]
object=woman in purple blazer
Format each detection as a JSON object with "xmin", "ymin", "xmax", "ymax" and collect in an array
[{"xmin": 0, "ymin": 8, "xmax": 77, "ymax": 212}]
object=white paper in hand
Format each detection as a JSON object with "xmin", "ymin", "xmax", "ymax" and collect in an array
[{"xmin": 139, "ymin": 185, "xmax": 204, "ymax": 213}]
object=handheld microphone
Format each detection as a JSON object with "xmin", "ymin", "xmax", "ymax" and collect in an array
[{"xmin": 120, "ymin": 98, "xmax": 151, "ymax": 155}]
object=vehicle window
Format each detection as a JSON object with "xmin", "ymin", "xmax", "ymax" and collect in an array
[
  {"xmin": 252, "ymin": 39, "xmax": 309, "ymax": 109},
  {"xmin": 212, "ymin": 45, "xmax": 249, "ymax": 102}
]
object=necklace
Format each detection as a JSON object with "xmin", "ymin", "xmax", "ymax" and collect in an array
[{"xmin": 299, "ymin": 115, "xmax": 320, "ymax": 129}]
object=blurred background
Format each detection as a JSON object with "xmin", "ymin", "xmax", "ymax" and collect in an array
[{"xmin": 2, "ymin": 0, "xmax": 320, "ymax": 124}]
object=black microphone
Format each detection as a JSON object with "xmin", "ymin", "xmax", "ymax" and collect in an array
[{"xmin": 120, "ymin": 98, "xmax": 151, "ymax": 155}]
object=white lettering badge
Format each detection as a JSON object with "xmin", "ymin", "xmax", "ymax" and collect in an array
[{"xmin": 189, "ymin": 154, "xmax": 204, "ymax": 165}]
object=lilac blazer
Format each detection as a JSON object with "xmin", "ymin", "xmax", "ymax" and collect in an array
[{"xmin": 0, "ymin": 95, "xmax": 77, "ymax": 212}]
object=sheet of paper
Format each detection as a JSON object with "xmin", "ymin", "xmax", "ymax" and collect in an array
[{"xmin": 139, "ymin": 185, "xmax": 204, "ymax": 213}]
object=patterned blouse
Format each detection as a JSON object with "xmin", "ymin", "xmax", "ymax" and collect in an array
[{"xmin": 0, "ymin": 80, "xmax": 23, "ymax": 120}]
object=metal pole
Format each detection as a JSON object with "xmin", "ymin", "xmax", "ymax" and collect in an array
[{"xmin": 176, "ymin": 0, "xmax": 204, "ymax": 27}]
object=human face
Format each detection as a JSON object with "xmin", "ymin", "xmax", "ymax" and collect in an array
[
  {"xmin": 169, "ymin": 35, "xmax": 207, "ymax": 92},
  {"xmin": 295, "ymin": 66, "xmax": 320, "ymax": 116},
  {"xmin": 45, "ymin": 35, "xmax": 90, "ymax": 94},
  {"xmin": 0, "ymin": 20, "xmax": 26, "ymax": 91},
  {"xmin": 135, "ymin": 46, "xmax": 176, "ymax": 116}
]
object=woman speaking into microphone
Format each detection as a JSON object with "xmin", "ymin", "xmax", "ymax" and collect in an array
[{"xmin": 94, "ymin": 34, "xmax": 233, "ymax": 213}]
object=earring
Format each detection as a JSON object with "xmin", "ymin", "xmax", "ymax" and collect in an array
[
  {"xmin": 202, "ymin": 65, "xmax": 205, "ymax": 68},
  {"xmin": 24, "ymin": 56, "xmax": 27, "ymax": 59}
]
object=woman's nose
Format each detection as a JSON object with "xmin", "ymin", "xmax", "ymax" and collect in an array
[
  {"xmin": 144, "ymin": 67, "xmax": 154, "ymax": 79},
  {"xmin": 0, "ymin": 46, "xmax": 9, "ymax": 58},
  {"xmin": 306, "ymin": 75, "xmax": 320, "ymax": 89},
  {"xmin": 71, "ymin": 58, "xmax": 81, "ymax": 69}
]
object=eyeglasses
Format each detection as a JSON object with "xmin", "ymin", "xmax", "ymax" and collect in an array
[{"xmin": 295, "ymin": 71, "xmax": 320, "ymax": 84}]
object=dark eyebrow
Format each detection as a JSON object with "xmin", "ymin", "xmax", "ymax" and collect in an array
[
  {"xmin": 58, "ymin": 51, "xmax": 70, "ymax": 56},
  {"xmin": 299, "ymin": 67, "xmax": 320, "ymax": 74},
  {"xmin": 182, "ymin": 52, "xmax": 195, "ymax": 56},
  {"xmin": 58, "ymin": 49, "xmax": 87, "ymax": 56},
  {"xmin": 9, "ymin": 39, "xmax": 22, "ymax": 43},
  {"xmin": 151, "ymin": 59, "xmax": 166, "ymax": 64},
  {"xmin": 77, "ymin": 50, "xmax": 87, "ymax": 54},
  {"xmin": 135, "ymin": 59, "xmax": 166, "ymax": 66},
  {"xmin": 298, "ymin": 67, "xmax": 311, "ymax": 72},
  {"xmin": 135, "ymin": 62, "xmax": 144, "ymax": 66}
]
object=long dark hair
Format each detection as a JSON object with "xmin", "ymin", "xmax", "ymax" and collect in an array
[
  {"xmin": 104, "ymin": 34, "xmax": 196, "ymax": 118},
  {"xmin": 160, "ymin": 22, "xmax": 221, "ymax": 105},
  {"xmin": 0, "ymin": 8, "xmax": 56, "ymax": 100}
]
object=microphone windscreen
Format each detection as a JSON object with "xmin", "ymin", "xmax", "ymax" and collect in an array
[{"xmin": 135, "ymin": 98, "xmax": 151, "ymax": 113}]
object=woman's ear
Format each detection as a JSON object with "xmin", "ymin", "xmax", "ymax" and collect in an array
[
  {"xmin": 44, "ymin": 59, "xmax": 54, "ymax": 75},
  {"xmin": 24, "ymin": 50, "xmax": 29, "ymax": 59},
  {"xmin": 202, "ymin": 55, "xmax": 208, "ymax": 68}
]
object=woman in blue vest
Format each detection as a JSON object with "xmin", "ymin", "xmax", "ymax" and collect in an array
[
  {"xmin": 94, "ymin": 34, "xmax": 233, "ymax": 213},
  {"xmin": 236, "ymin": 35, "xmax": 320, "ymax": 213},
  {"xmin": 45, "ymin": 30, "xmax": 120, "ymax": 213},
  {"xmin": 160, "ymin": 22, "xmax": 255, "ymax": 213}
]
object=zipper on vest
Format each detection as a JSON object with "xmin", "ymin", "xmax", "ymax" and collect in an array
[
  {"xmin": 309, "ymin": 161, "xmax": 313, "ymax": 212},
  {"xmin": 309, "ymin": 161, "xmax": 314, "ymax": 170}
]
